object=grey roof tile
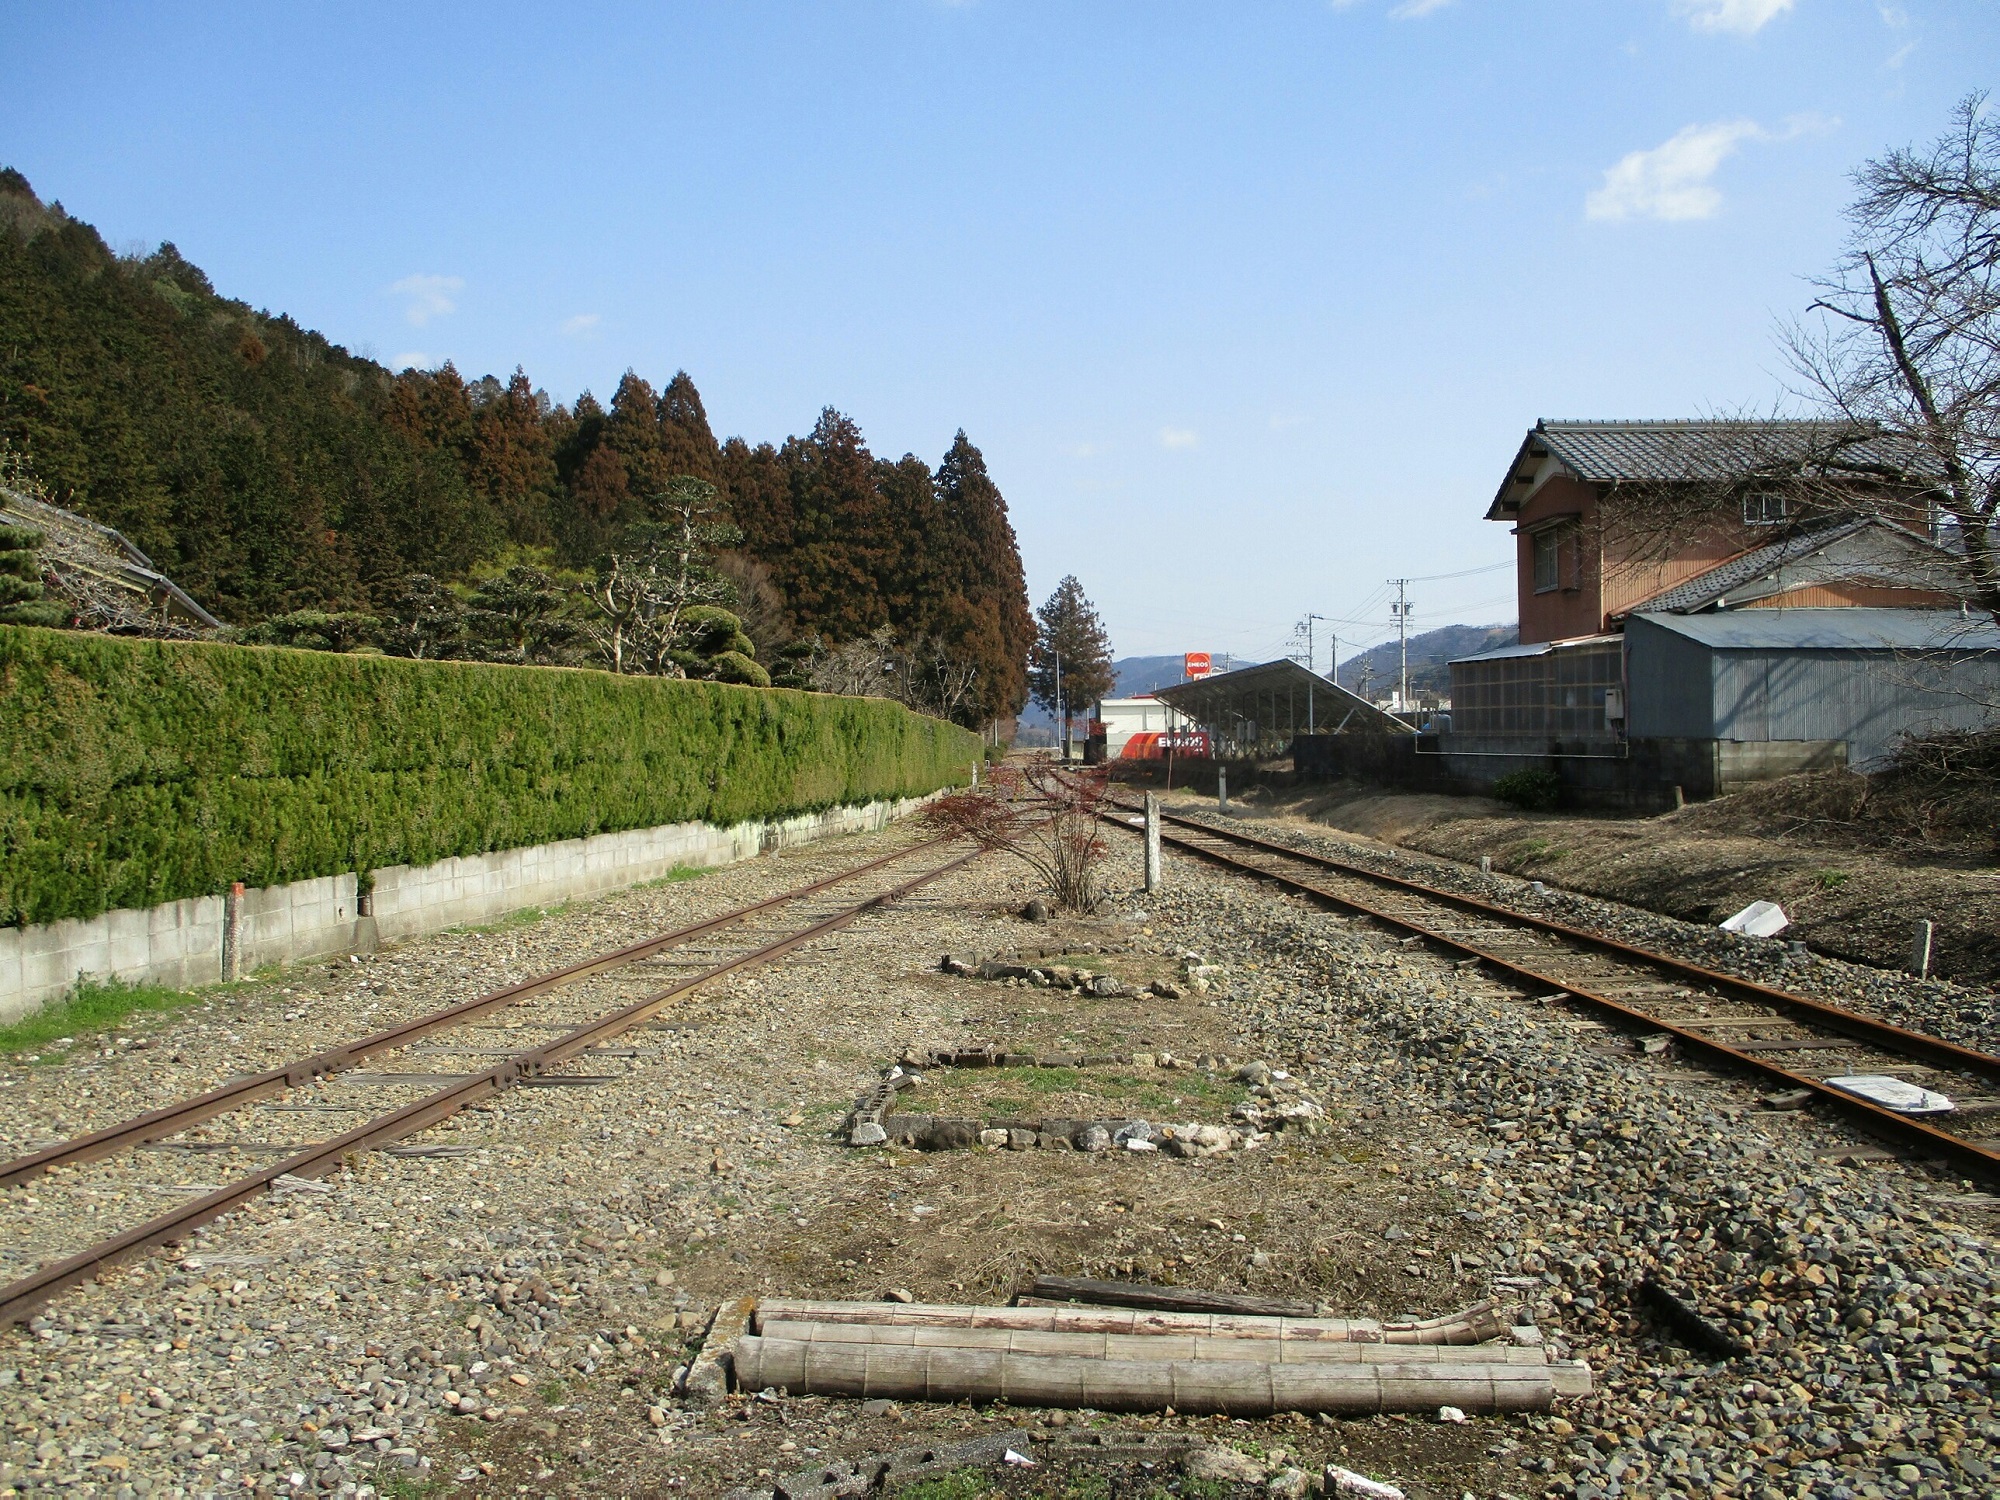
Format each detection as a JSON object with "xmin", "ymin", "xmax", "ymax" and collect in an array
[
  {"xmin": 1635, "ymin": 518, "xmax": 1876, "ymax": 614},
  {"xmin": 1534, "ymin": 420, "xmax": 1935, "ymax": 484}
]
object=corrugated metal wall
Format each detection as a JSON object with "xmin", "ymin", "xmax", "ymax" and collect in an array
[
  {"xmin": 1625, "ymin": 618, "xmax": 1715, "ymax": 739},
  {"xmin": 1733, "ymin": 650, "xmax": 1994, "ymax": 764},
  {"xmin": 1630, "ymin": 620, "xmax": 1999, "ymax": 765}
]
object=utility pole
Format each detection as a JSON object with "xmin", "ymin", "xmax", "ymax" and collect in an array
[
  {"xmin": 1388, "ymin": 580, "xmax": 1412, "ymax": 713},
  {"xmin": 1054, "ymin": 650, "xmax": 1065, "ymax": 761}
]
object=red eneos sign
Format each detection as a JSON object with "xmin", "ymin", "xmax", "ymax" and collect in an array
[{"xmin": 1184, "ymin": 652, "xmax": 1212, "ymax": 678}]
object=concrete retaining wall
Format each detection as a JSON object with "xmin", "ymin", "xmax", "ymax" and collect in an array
[{"xmin": 0, "ymin": 797, "xmax": 924, "ymax": 1023}]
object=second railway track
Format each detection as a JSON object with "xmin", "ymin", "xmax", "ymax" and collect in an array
[
  {"xmin": 1109, "ymin": 796, "xmax": 2000, "ymax": 1183},
  {"xmin": 0, "ymin": 836, "xmax": 979, "ymax": 1326}
]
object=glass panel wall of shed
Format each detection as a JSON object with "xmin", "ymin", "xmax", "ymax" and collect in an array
[{"xmin": 1450, "ymin": 641, "xmax": 1623, "ymax": 742}]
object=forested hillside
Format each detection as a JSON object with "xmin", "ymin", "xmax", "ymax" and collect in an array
[
  {"xmin": 1334, "ymin": 623, "xmax": 1515, "ymax": 700},
  {"xmin": 0, "ymin": 169, "xmax": 1032, "ymax": 724}
]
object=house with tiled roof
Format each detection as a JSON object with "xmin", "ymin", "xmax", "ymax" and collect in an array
[
  {"xmin": 1422, "ymin": 420, "xmax": 1998, "ymax": 803},
  {"xmin": 1485, "ymin": 419, "xmax": 1953, "ymax": 644}
]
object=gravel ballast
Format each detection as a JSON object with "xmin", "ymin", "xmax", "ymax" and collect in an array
[{"xmin": 1, "ymin": 819, "xmax": 1994, "ymax": 1499}]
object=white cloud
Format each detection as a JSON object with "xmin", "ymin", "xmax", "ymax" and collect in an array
[
  {"xmin": 1388, "ymin": 0, "xmax": 1455, "ymax": 17},
  {"xmin": 1675, "ymin": 0, "xmax": 1794, "ymax": 36},
  {"xmin": 1586, "ymin": 120, "xmax": 1764, "ymax": 221},
  {"xmin": 1587, "ymin": 114, "xmax": 1834, "ymax": 221},
  {"xmin": 561, "ymin": 313, "xmax": 601, "ymax": 336},
  {"xmin": 392, "ymin": 351, "xmax": 431, "ymax": 371},
  {"xmin": 1159, "ymin": 427, "xmax": 1199, "ymax": 450},
  {"xmin": 390, "ymin": 273, "xmax": 463, "ymax": 327},
  {"xmin": 1063, "ymin": 440, "xmax": 1106, "ymax": 459}
]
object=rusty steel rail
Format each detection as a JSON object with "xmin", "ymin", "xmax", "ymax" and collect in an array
[
  {"xmin": 0, "ymin": 845, "xmax": 980, "ymax": 1326},
  {"xmin": 1115, "ymin": 800, "xmax": 2000, "ymax": 1086},
  {"xmin": 1105, "ymin": 804, "xmax": 2000, "ymax": 1183},
  {"xmin": 0, "ymin": 837, "xmax": 946, "ymax": 1193}
]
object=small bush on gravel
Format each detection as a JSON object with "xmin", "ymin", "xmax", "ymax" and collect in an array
[{"xmin": 1491, "ymin": 767, "xmax": 1560, "ymax": 811}]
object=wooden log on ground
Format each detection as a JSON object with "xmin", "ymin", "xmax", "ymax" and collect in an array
[
  {"xmin": 1020, "ymin": 1279, "xmax": 1510, "ymax": 1344},
  {"xmin": 758, "ymin": 1297, "xmax": 1511, "ymax": 1345},
  {"xmin": 758, "ymin": 1319, "xmax": 1548, "ymax": 1366},
  {"xmin": 731, "ymin": 1336, "xmax": 1563, "ymax": 1415},
  {"xmin": 1379, "ymin": 1300, "xmax": 1513, "ymax": 1346},
  {"xmin": 758, "ymin": 1298, "xmax": 1368, "ymax": 1340},
  {"xmin": 1025, "ymin": 1275, "xmax": 1320, "ymax": 1319}
]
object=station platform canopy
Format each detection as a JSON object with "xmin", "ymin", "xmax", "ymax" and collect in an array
[{"xmin": 1153, "ymin": 658, "xmax": 1410, "ymax": 758}]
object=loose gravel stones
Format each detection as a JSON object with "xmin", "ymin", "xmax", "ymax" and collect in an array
[
  {"xmin": 1140, "ymin": 846, "xmax": 2000, "ymax": 1498},
  {"xmin": 3, "ymin": 814, "xmax": 1994, "ymax": 1497}
]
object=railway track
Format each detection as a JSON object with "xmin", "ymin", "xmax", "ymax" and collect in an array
[
  {"xmin": 1108, "ymin": 797, "xmax": 2000, "ymax": 1182},
  {"xmin": 0, "ymin": 836, "xmax": 979, "ymax": 1325}
]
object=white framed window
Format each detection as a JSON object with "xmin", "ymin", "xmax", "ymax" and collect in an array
[{"xmin": 1743, "ymin": 492, "xmax": 1788, "ymax": 526}]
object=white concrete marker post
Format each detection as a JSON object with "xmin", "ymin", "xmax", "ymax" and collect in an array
[
  {"xmin": 1911, "ymin": 920, "xmax": 1935, "ymax": 980},
  {"xmin": 1217, "ymin": 767, "xmax": 1229, "ymax": 812},
  {"xmin": 1144, "ymin": 792, "xmax": 1163, "ymax": 893}
]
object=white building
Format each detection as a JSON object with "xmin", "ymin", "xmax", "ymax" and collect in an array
[{"xmin": 1094, "ymin": 696, "xmax": 1191, "ymax": 758}]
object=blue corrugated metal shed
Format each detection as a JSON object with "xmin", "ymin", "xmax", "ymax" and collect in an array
[{"xmin": 1626, "ymin": 609, "xmax": 2000, "ymax": 766}]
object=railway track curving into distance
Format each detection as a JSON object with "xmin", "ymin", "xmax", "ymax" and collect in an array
[
  {"xmin": 0, "ymin": 836, "xmax": 979, "ymax": 1326},
  {"xmin": 1106, "ymin": 796, "xmax": 2000, "ymax": 1183}
]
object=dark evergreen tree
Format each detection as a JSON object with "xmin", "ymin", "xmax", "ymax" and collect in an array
[
  {"xmin": 467, "ymin": 564, "xmax": 574, "ymax": 664},
  {"xmin": 931, "ymin": 431, "xmax": 1033, "ymax": 723},
  {"xmin": 379, "ymin": 573, "xmax": 467, "ymax": 659},
  {"xmin": 655, "ymin": 370, "xmax": 720, "ymax": 483},
  {"xmin": 1030, "ymin": 575, "xmax": 1115, "ymax": 751},
  {"xmin": 778, "ymin": 408, "xmax": 889, "ymax": 640},
  {"xmin": 0, "ymin": 524, "xmax": 64, "ymax": 626},
  {"xmin": 469, "ymin": 369, "xmax": 559, "ymax": 546}
]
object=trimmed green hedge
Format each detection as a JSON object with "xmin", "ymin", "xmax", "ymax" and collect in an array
[{"xmin": 0, "ymin": 626, "xmax": 980, "ymax": 927}]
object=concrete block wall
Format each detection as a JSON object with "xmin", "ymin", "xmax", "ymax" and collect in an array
[
  {"xmin": 369, "ymin": 797, "xmax": 921, "ymax": 943},
  {"xmin": 0, "ymin": 796, "xmax": 925, "ymax": 1023}
]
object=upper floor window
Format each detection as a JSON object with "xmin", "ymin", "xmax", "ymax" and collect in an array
[
  {"xmin": 1743, "ymin": 491, "xmax": 1789, "ymax": 526},
  {"xmin": 1533, "ymin": 528, "xmax": 1561, "ymax": 593}
]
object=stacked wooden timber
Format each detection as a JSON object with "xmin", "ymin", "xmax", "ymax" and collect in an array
[{"xmin": 726, "ymin": 1298, "xmax": 1590, "ymax": 1417}]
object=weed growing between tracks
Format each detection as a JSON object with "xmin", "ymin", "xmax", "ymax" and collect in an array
[
  {"xmin": 0, "ymin": 974, "xmax": 205, "ymax": 1058},
  {"xmin": 909, "ymin": 1064, "xmax": 1245, "ymax": 1123}
]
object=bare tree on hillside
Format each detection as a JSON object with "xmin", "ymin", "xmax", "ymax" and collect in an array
[{"xmin": 797, "ymin": 625, "xmax": 981, "ymax": 721}]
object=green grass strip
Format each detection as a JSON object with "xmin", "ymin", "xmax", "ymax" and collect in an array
[{"xmin": 0, "ymin": 977, "xmax": 205, "ymax": 1058}]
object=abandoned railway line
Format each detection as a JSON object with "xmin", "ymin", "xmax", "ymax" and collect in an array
[
  {"xmin": 1110, "ymin": 797, "xmax": 2000, "ymax": 1184},
  {"xmin": 0, "ymin": 838, "xmax": 979, "ymax": 1328},
  {"xmin": 3, "ymin": 799, "xmax": 1997, "ymax": 1496}
]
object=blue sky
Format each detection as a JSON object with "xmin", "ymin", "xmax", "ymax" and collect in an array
[{"xmin": 2, "ymin": 2, "xmax": 1992, "ymax": 665}]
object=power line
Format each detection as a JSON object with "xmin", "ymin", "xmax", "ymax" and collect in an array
[{"xmin": 1400, "ymin": 560, "xmax": 1512, "ymax": 583}]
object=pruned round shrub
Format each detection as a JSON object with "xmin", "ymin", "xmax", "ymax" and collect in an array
[{"xmin": 1492, "ymin": 767, "xmax": 1561, "ymax": 811}]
